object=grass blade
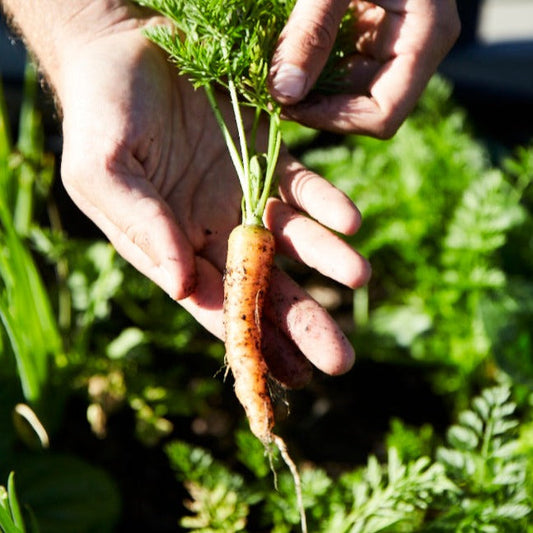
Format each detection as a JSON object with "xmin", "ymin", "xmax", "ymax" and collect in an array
[
  {"xmin": 0, "ymin": 484, "xmax": 19, "ymax": 533},
  {"xmin": 7, "ymin": 474, "xmax": 26, "ymax": 533},
  {"xmin": 0, "ymin": 195, "xmax": 61, "ymax": 401}
]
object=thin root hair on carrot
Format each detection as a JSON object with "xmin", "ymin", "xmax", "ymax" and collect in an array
[{"xmin": 273, "ymin": 434, "xmax": 308, "ymax": 533}]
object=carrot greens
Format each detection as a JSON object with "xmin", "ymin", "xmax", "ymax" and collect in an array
[{"xmin": 137, "ymin": 0, "xmax": 293, "ymax": 226}]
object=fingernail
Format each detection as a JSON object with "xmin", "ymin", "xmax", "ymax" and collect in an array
[
  {"xmin": 159, "ymin": 264, "xmax": 197, "ymax": 300},
  {"xmin": 159, "ymin": 266, "xmax": 177, "ymax": 299},
  {"xmin": 272, "ymin": 63, "xmax": 307, "ymax": 101}
]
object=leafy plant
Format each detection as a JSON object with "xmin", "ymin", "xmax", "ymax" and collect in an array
[
  {"xmin": 166, "ymin": 439, "xmax": 254, "ymax": 532},
  {"xmin": 6, "ymin": 454, "xmax": 120, "ymax": 533},
  {"xmin": 0, "ymin": 62, "xmax": 61, "ymax": 403},
  {"xmin": 163, "ymin": 383, "xmax": 533, "ymax": 532},
  {"xmin": 301, "ymin": 76, "xmax": 533, "ymax": 394},
  {"xmin": 433, "ymin": 385, "xmax": 532, "ymax": 532},
  {"xmin": 322, "ymin": 450, "xmax": 454, "ymax": 533}
]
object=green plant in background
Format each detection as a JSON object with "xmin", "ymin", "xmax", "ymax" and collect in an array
[
  {"xmin": 433, "ymin": 385, "xmax": 532, "ymax": 531},
  {"xmin": 0, "ymin": 62, "xmax": 61, "ymax": 404},
  {"xmin": 166, "ymin": 439, "xmax": 253, "ymax": 532},
  {"xmin": 317, "ymin": 449, "xmax": 455, "ymax": 533},
  {"xmin": 300, "ymin": 76, "xmax": 533, "ymax": 397},
  {"xmin": 163, "ymin": 384, "xmax": 532, "ymax": 532},
  {"xmin": 0, "ymin": 460, "xmax": 121, "ymax": 533}
]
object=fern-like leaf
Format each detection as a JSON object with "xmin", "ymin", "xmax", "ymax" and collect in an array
[
  {"xmin": 165, "ymin": 441, "xmax": 255, "ymax": 532},
  {"xmin": 137, "ymin": 0, "xmax": 294, "ymax": 111},
  {"xmin": 322, "ymin": 448, "xmax": 456, "ymax": 533},
  {"xmin": 435, "ymin": 385, "xmax": 532, "ymax": 531}
]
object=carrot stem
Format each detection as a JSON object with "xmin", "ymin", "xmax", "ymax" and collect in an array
[
  {"xmin": 256, "ymin": 112, "xmax": 282, "ymax": 220},
  {"xmin": 204, "ymin": 84, "xmax": 246, "ymax": 189},
  {"xmin": 227, "ymin": 76, "xmax": 252, "ymax": 213},
  {"xmin": 250, "ymin": 107, "xmax": 262, "ymax": 155}
]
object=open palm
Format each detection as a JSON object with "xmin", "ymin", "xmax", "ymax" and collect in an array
[{"xmin": 57, "ymin": 22, "xmax": 370, "ymax": 386}]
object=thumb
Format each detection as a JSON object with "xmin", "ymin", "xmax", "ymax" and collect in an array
[
  {"xmin": 62, "ymin": 158, "xmax": 197, "ymax": 301},
  {"xmin": 269, "ymin": 0, "xmax": 350, "ymax": 105}
]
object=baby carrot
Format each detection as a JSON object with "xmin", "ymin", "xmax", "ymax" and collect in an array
[
  {"xmin": 223, "ymin": 223, "xmax": 275, "ymax": 445},
  {"xmin": 223, "ymin": 223, "xmax": 307, "ymax": 533}
]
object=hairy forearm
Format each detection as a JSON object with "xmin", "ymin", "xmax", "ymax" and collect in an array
[{"xmin": 1, "ymin": 0, "xmax": 132, "ymax": 89}]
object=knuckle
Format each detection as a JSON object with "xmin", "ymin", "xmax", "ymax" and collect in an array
[
  {"xmin": 294, "ymin": 12, "xmax": 337, "ymax": 56},
  {"xmin": 122, "ymin": 218, "xmax": 150, "ymax": 254},
  {"xmin": 373, "ymin": 116, "xmax": 402, "ymax": 140}
]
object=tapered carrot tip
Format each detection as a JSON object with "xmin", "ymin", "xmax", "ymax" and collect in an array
[{"xmin": 223, "ymin": 224, "xmax": 276, "ymax": 443}]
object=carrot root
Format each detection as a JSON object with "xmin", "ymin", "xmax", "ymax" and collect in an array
[
  {"xmin": 273, "ymin": 434, "xmax": 308, "ymax": 533},
  {"xmin": 223, "ymin": 223, "xmax": 307, "ymax": 532},
  {"xmin": 223, "ymin": 224, "xmax": 276, "ymax": 444}
]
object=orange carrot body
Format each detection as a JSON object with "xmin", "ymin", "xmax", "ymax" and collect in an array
[
  {"xmin": 223, "ymin": 224, "xmax": 275, "ymax": 444},
  {"xmin": 223, "ymin": 224, "xmax": 308, "ymax": 533}
]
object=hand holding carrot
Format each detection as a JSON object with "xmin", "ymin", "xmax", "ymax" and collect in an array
[
  {"xmin": 2, "ymin": 0, "xmax": 370, "ymax": 387},
  {"xmin": 60, "ymin": 35, "xmax": 370, "ymax": 385},
  {"xmin": 269, "ymin": 0, "xmax": 461, "ymax": 137}
]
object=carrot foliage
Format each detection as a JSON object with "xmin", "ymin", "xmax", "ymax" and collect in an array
[
  {"xmin": 136, "ymin": 0, "xmax": 354, "ymax": 226},
  {"xmin": 139, "ymin": 0, "xmax": 292, "ymax": 109},
  {"xmin": 136, "ymin": 0, "xmax": 294, "ymax": 226}
]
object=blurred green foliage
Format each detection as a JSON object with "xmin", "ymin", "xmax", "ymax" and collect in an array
[
  {"xmin": 300, "ymin": 76, "xmax": 533, "ymax": 397},
  {"xmin": 164, "ymin": 386, "xmax": 532, "ymax": 532}
]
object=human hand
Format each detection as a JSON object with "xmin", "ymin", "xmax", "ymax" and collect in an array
[
  {"xmin": 269, "ymin": 0, "xmax": 461, "ymax": 137},
  {"xmin": 51, "ymin": 6, "xmax": 371, "ymax": 386}
]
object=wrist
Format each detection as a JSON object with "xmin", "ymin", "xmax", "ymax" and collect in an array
[{"xmin": 2, "ymin": 0, "xmax": 137, "ymax": 94}]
